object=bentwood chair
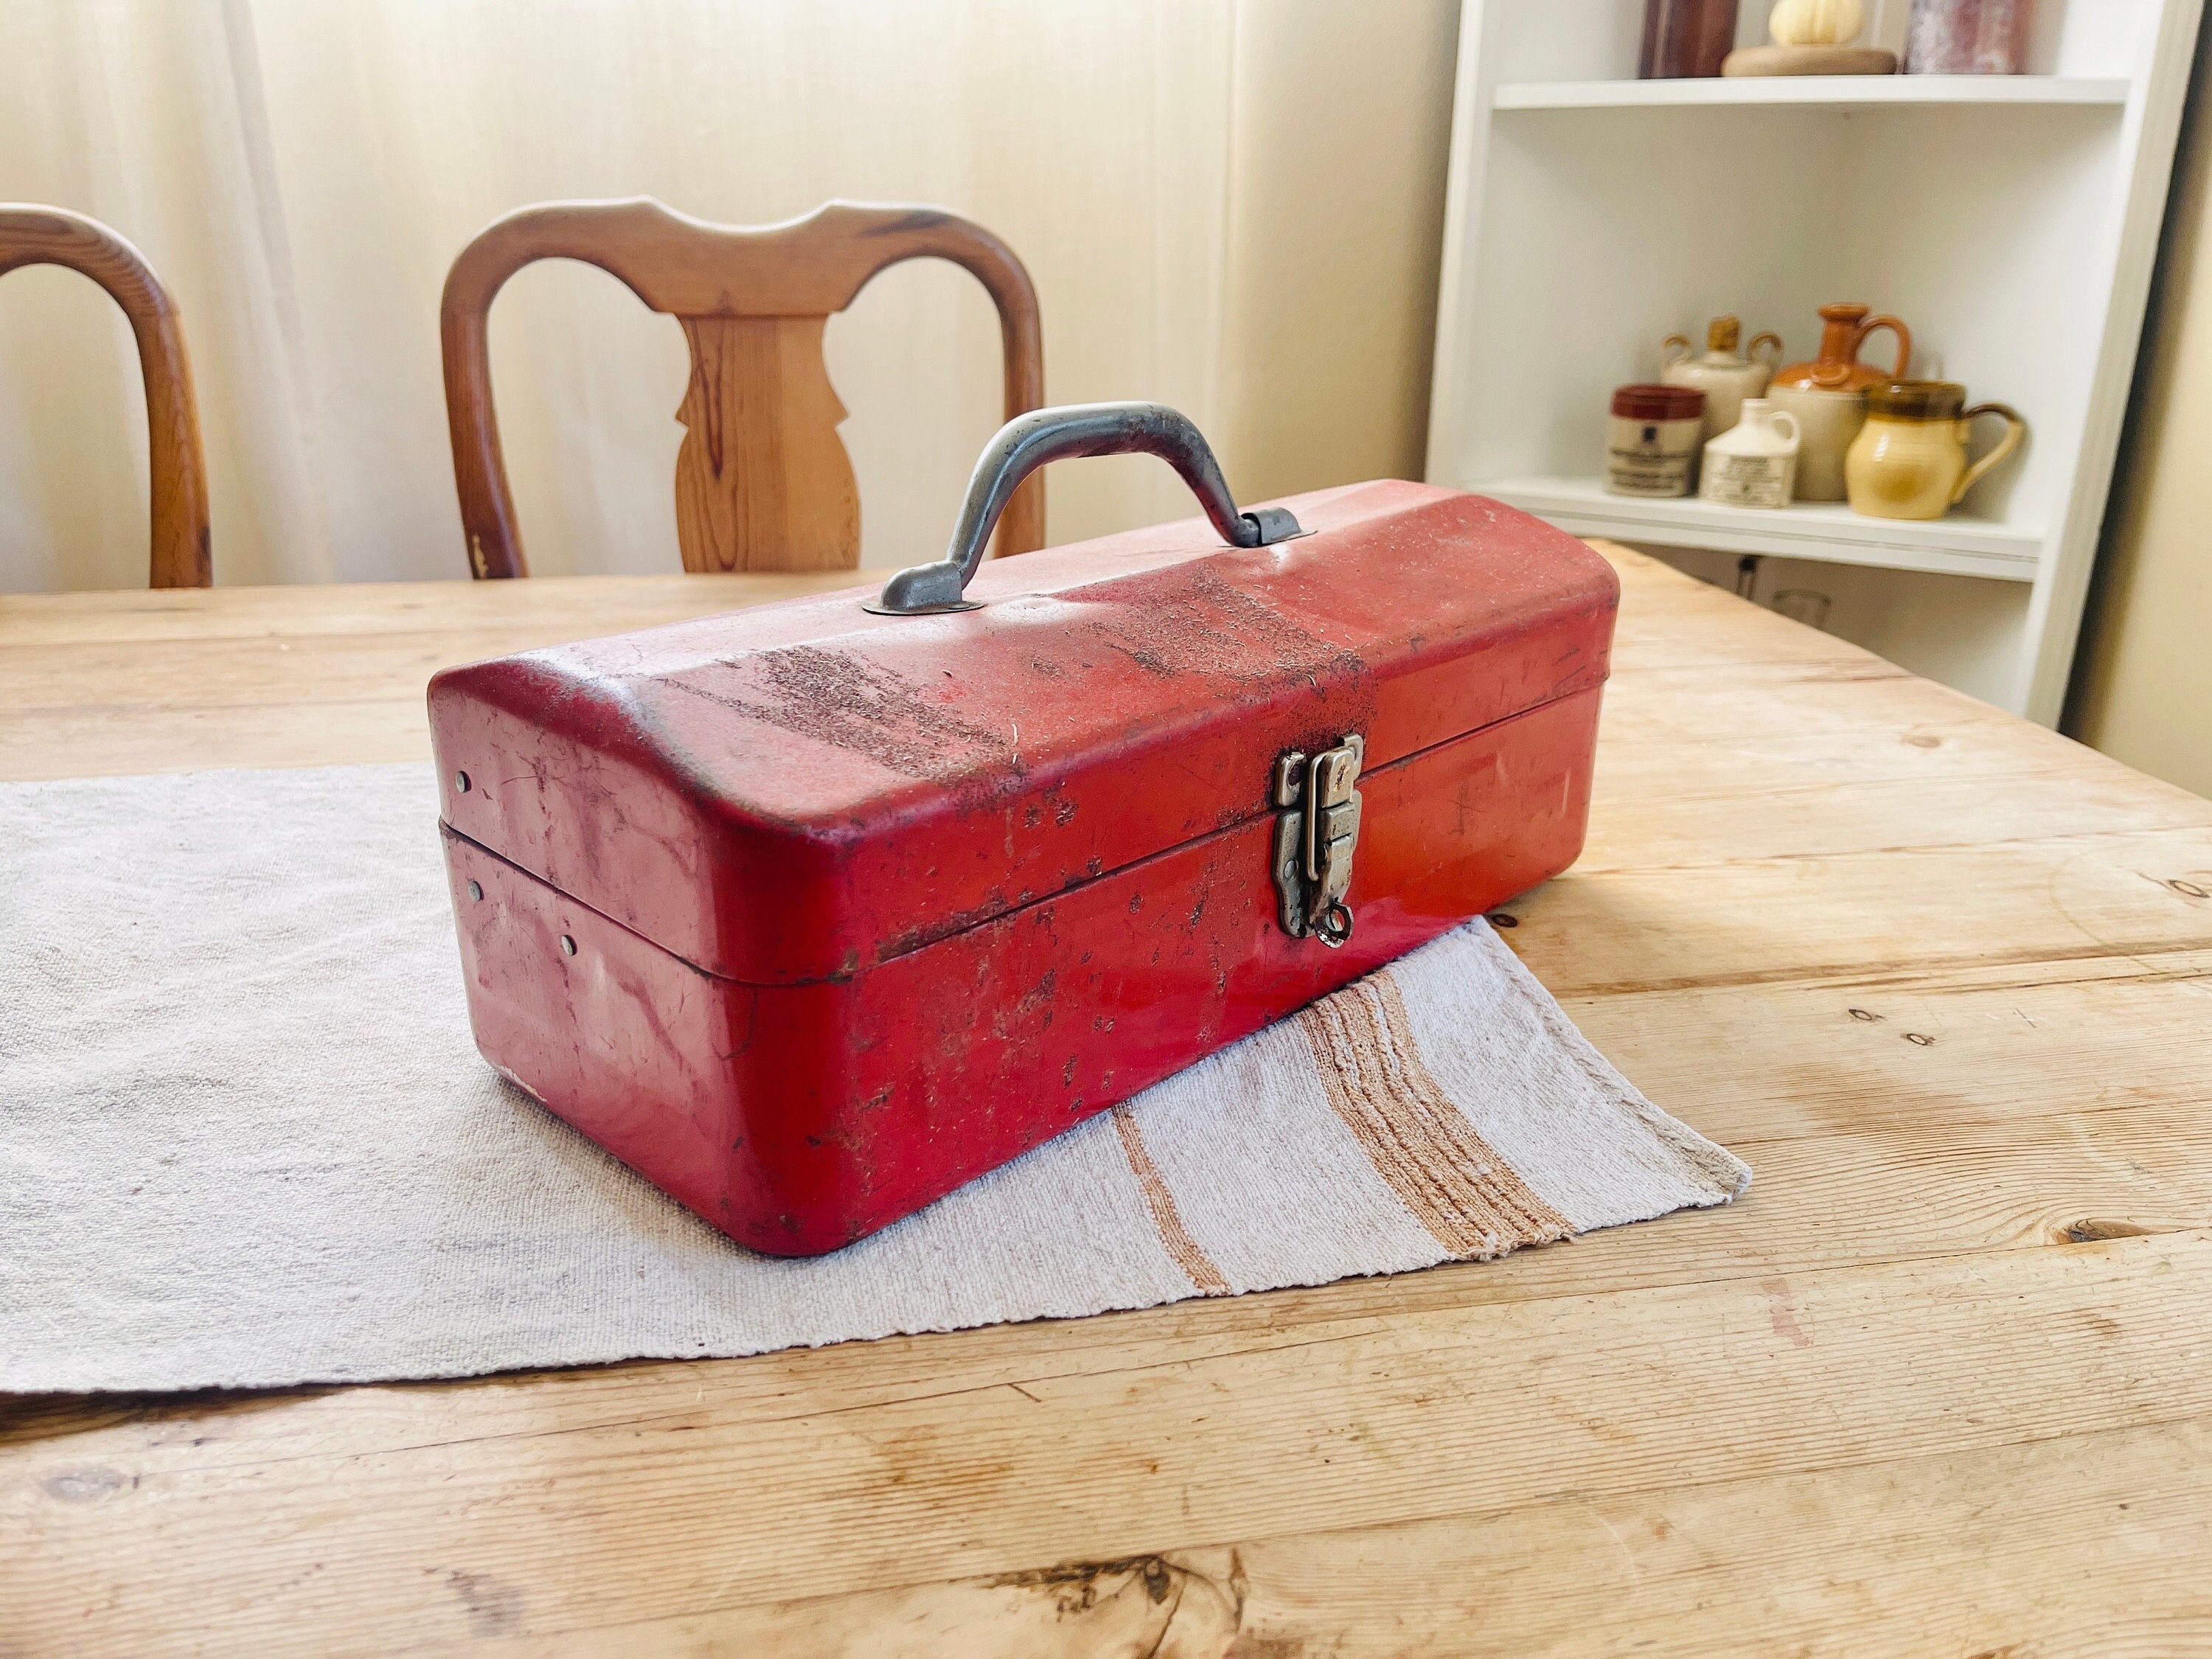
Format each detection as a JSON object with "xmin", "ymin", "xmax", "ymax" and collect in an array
[
  {"xmin": 0, "ymin": 206, "xmax": 211, "ymax": 588},
  {"xmin": 439, "ymin": 198, "xmax": 1046, "ymax": 578}
]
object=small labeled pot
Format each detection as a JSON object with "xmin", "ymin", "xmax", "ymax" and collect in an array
[
  {"xmin": 1845, "ymin": 380, "xmax": 2025, "ymax": 520},
  {"xmin": 1606, "ymin": 383, "xmax": 1706, "ymax": 498},
  {"xmin": 1701, "ymin": 399, "xmax": 1801, "ymax": 509}
]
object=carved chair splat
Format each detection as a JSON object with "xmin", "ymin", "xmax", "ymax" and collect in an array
[{"xmin": 440, "ymin": 198, "xmax": 1046, "ymax": 579}]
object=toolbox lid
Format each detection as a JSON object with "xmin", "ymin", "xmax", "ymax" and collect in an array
[{"xmin": 429, "ymin": 479, "xmax": 1616, "ymax": 985}]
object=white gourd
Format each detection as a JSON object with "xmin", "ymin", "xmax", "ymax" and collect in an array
[{"xmin": 1769, "ymin": 0, "xmax": 1865, "ymax": 45}]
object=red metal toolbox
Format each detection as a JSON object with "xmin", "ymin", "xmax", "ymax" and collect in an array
[{"xmin": 430, "ymin": 405, "xmax": 1618, "ymax": 1255}]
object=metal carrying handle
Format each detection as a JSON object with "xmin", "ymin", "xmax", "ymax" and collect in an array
[{"xmin": 866, "ymin": 401, "xmax": 1304, "ymax": 616}]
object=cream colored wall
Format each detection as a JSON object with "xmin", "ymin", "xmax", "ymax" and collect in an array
[
  {"xmin": 0, "ymin": 0, "xmax": 1458, "ymax": 592},
  {"xmin": 2070, "ymin": 39, "xmax": 2212, "ymax": 799},
  {"xmin": 1215, "ymin": 0, "xmax": 1461, "ymax": 500}
]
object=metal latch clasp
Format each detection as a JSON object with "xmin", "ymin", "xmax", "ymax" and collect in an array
[{"xmin": 1271, "ymin": 734, "xmax": 1363, "ymax": 948}]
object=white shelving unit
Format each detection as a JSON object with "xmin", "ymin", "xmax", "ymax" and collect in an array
[
  {"xmin": 1483, "ymin": 473, "xmax": 2042, "ymax": 578},
  {"xmin": 1426, "ymin": 0, "xmax": 2202, "ymax": 720},
  {"xmin": 1492, "ymin": 72, "xmax": 2131, "ymax": 108}
]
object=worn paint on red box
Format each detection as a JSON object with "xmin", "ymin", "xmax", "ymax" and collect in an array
[{"xmin": 429, "ymin": 479, "xmax": 1617, "ymax": 1254}]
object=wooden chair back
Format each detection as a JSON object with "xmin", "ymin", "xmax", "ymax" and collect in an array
[
  {"xmin": 441, "ymin": 198, "xmax": 1046, "ymax": 579},
  {"xmin": 0, "ymin": 206, "xmax": 211, "ymax": 588}
]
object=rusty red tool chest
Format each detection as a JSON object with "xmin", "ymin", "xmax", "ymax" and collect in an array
[{"xmin": 430, "ymin": 404, "xmax": 1618, "ymax": 1255}]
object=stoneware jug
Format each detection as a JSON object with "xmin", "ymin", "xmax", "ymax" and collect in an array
[
  {"xmin": 1770, "ymin": 302, "xmax": 1913, "ymax": 500},
  {"xmin": 1662, "ymin": 316, "xmax": 1784, "ymax": 446},
  {"xmin": 1700, "ymin": 399, "xmax": 1801, "ymax": 509},
  {"xmin": 1846, "ymin": 380, "xmax": 2025, "ymax": 519}
]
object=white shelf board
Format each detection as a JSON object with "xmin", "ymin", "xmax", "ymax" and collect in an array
[
  {"xmin": 1492, "ymin": 75, "xmax": 2131, "ymax": 111},
  {"xmin": 1475, "ymin": 476, "xmax": 2043, "ymax": 581}
]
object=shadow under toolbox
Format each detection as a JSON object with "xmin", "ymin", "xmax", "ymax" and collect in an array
[{"xmin": 428, "ymin": 404, "xmax": 1620, "ymax": 1255}]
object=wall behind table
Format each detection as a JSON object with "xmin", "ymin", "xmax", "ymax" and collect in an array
[
  {"xmin": 0, "ymin": 0, "xmax": 1457, "ymax": 591},
  {"xmin": 2069, "ymin": 35, "xmax": 2212, "ymax": 800}
]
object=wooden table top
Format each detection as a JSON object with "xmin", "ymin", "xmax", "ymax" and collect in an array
[{"xmin": 5, "ymin": 548, "xmax": 2211, "ymax": 1655}]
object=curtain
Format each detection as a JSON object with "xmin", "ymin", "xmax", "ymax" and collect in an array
[{"xmin": 0, "ymin": 0, "xmax": 1455, "ymax": 591}]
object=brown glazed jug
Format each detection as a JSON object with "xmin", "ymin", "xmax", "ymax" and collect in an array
[{"xmin": 1770, "ymin": 303, "xmax": 1913, "ymax": 500}]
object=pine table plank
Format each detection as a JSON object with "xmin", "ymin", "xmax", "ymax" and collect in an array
[
  {"xmin": 3, "ymin": 544, "xmax": 2208, "ymax": 1655},
  {"xmin": 602, "ymin": 1413, "xmax": 2212, "ymax": 1659}
]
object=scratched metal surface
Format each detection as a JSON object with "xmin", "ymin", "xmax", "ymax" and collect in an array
[{"xmin": 428, "ymin": 479, "xmax": 1617, "ymax": 1249}]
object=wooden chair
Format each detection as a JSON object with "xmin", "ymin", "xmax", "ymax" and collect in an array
[
  {"xmin": 0, "ymin": 206, "xmax": 211, "ymax": 588},
  {"xmin": 440, "ymin": 198, "xmax": 1046, "ymax": 580}
]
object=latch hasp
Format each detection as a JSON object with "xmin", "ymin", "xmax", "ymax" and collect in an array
[{"xmin": 1270, "ymin": 733, "xmax": 1363, "ymax": 947}]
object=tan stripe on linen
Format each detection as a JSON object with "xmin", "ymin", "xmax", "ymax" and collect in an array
[
  {"xmin": 1112, "ymin": 1106, "xmax": 1231, "ymax": 1295},
  {"xmin": 1298, "ymin": 970, "xmax": 1573, "ymax": 1258}
]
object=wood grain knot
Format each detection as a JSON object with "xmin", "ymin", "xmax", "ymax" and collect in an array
[{"xmin": 2059, "ymin": 1219, "xmax": 2157, "ymax": 1243}]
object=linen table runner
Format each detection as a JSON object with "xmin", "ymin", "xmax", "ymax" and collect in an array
[{"xmin": 1, "ymin": 765, "xmax": 1747, "ymax": 1393}]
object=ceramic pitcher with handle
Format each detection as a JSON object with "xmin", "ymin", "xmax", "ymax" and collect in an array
[{"xmin": 1846, "ymin": 380, "xmax": 2025, "ymax": 520}]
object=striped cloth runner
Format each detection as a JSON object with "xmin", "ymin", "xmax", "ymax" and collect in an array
[{"xmin": 0, "ymin": 765, "xmax": 1747, "ymax": 1394}]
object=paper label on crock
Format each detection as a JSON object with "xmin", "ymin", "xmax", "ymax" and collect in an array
[
  {"xmin": 1607, "ymin": 412, "xmax": 1702, "ymax": 498},
  {"xmin": 1702, "ymin": 452, "xmax": 1792, "ymax": 509},
  {"xmin": 1607, "ymin": 445, "xmax": 1694, "ymax": 496}
]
